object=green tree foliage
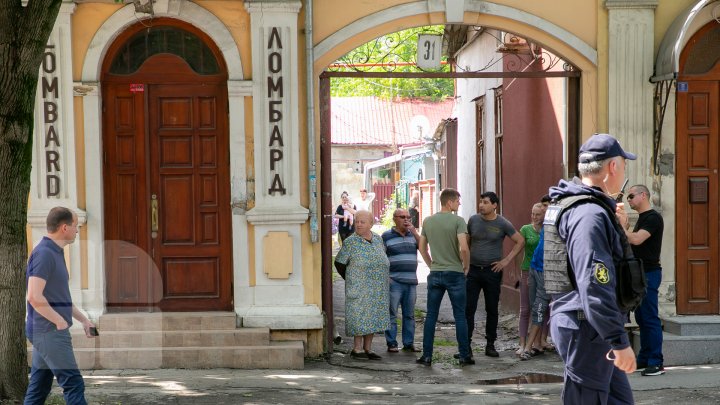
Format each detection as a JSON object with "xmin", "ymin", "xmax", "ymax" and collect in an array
[{"xmin": 330, "ymin": 26, "xmax": 454, "ymax": 101}]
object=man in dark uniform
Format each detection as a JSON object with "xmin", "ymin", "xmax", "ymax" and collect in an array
[
  {"xmin": 621, "ymin": 184, "xmax": 665, "ymax": 376},
  {"xmin": 546, "ymin": 134, "xmax": 637, "ymax": 404}
]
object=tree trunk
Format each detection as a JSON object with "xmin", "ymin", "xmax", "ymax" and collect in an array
[
  {"xmin": 0, "ymin": 149, "xmax": 32, "ymax": 401},
  {"xmin": 0, "ymin": 0, "xmax": 62, "ymax": 400}
]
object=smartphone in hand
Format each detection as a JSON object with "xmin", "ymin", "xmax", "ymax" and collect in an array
[{"xmin": 89, "ymin": 326, "xmax": 99, "ymax": 336}]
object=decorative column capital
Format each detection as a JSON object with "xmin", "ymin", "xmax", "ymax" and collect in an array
[
  {"xmin": 59, "ymin": 1, "xmax": 76, "ymax": 15},
  {"xmin": 73, "ymin": 82, "xmax": 98, "ymax": 97},
  {"xmin": 245, "ymin": 0, "xmax": 302, "ymax": 14},
  {"xmin": 605, "ymin": 0, "xmax": 658, "ymax": 10}
]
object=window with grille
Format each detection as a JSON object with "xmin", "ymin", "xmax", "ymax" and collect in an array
[{"xmin": 109, "ymin": 26, "xmax": 220, "ymax": 75}]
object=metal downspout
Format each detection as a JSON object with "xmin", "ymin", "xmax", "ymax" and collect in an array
[{"xmin": 306, "ymin": 0, "xmax": 317, "ymax": 242}]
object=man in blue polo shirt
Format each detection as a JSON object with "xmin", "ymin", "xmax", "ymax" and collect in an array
[
  {"xmin": 383, "ymin": 208, "xmax": 422, "ymax": 353},
  {"xmin": 25, "ymin": 207, "xmax": 97, "ymax": 405}
]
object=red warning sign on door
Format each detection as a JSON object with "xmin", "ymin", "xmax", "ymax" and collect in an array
[{"xmin": 130, "ymin": 83, "xmax": 145, "ymax": 93}]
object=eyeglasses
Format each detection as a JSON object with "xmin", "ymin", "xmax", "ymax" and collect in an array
[
  {"xmin": 627, "ymin": 192, "xmax": 642, "ymax": 200},
  {"xmin": 394, "ymin": 215, "xmax": 411, "ymax": 219}
]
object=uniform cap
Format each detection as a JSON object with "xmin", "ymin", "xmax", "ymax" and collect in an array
[{"xmin": 578, "ymin": 134, "xmax": 636, "ymax": 163}]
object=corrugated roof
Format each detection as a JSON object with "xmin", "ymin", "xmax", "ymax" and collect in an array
[{"xmin": 331, "ymin": 97, "xmax": 455, "ymax": 146}]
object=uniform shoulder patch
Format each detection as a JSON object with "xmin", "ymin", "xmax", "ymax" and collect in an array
[
  {"xmin": 544, "ymin": 205, "xmax": 561, "ymax": 225},
  {"xmin": 594, "ymin": 263, "xmax": 610, "ymax": 284}
]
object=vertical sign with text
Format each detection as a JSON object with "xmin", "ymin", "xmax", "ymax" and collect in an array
[
  {"xmin": 267, "ymin": 27, "xmax": 286, "ymax": 195},
  {"xmin": 41, "ymin": 45, "xmax": 63, "ymax": 197}
]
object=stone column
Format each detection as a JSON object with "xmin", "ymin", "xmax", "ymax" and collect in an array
[
  {"xmin": 607, "ymin": 1, "xmax": 675, "ymax": 317},
  {"xmin": 606, "ymin": 0, "xmax": 658, "ymax": 187},
  {"xmin": 243, "ymin": 1, "xmax": 320, "ymax": 329},
  {"xmin": 28, "ymin": 1, "xmax": 89, "ymax": 315}
]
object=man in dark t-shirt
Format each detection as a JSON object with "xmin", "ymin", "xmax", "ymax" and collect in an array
[
  {"xmin": 465, "ymin": 191, "xmax": 524, "ymax": 357},
  {"xmin": 623, "ymin": 184, "xmax": 665, "ymax": 376},
  {"xmin": 25, "ymin": 207, "xmax": 97, "ymax": 405}
]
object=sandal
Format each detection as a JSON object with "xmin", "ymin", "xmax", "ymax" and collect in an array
[
  {"xmin": 365, "ymin": 351, "xmax": 382, "ymax": 360},
  {"xmin": 543, "ymin": 343, "xmax": 556, "ymax": 352},
  {"xmin": 387, "ymin": 346, "xmax": 399, "ymax": 353},
  {"xmin": 519, "ymin": 351, "xmax": 532, "ymax": 361},
  {"xmin": 530, "ymin": 348, "xmax": 545, "ymax": 357}
]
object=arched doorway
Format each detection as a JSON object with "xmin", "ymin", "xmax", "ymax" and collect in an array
[
  {"xmin": 102, "ymin": 18, "xmax": 233, "ymax": 312},
  {"xmin": 676, "ymin": 21, "xmax": 720, "ymax": 315}
]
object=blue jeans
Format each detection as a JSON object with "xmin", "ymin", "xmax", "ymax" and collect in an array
[
  {"xmin": 422, "ymin": 271, "xmax": 470, "ymax": 358},
  {"xmin": 635, "ymin": 268, "xmax": 664, "ymax": 367},
  {"xmin": 385, "ymin": 280, "xmax": 417, "ymax": 348},
  {"xmin": 25, "ymin": 328, "xmax": 86, "ymax": 405}
]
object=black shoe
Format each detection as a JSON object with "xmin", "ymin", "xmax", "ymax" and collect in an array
[
  {"xmin": 416, "ymin": 356, "xmax": 432, "ymax": 366},
  {"xmin": 485, "ymin": 345, "xmax": 499, "ymax": 357},
  {"xmin": 641, "ymin": 365, "xmax": 665, "ymax": 376},
  {"xmin": 365, "ymin": 351, "xmax": 382, "ymax": 360},
  {"xmin": 401, "ymin": 345, "xmax": 422, "ymax": 352},
  {"xmin": 453, "ymin": 352, "xmax": 474, "ymax": 359},
  {"xmin": 349, "ymin": 350, "xmax": 368, "ymax": 359},
  {"xmin": 458, "ymin": 357, "xmax": 475, "ymax": 366},
  {"xmin": 333, "ymin": 335, "xmax": 342, "ymax": 345}
]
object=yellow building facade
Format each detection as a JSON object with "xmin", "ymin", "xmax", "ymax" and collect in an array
[{"xmin": 29, "ymin": 0, "xmax": 720, "ymax": 367}]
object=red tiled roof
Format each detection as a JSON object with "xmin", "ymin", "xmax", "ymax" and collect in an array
[{"xmin": 331, "ymin": 97, "xmax": 455, "ymax": 146}]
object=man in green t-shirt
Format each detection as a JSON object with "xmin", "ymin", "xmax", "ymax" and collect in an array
[{"xmin": 416, "ymin": 188, "xmax": 474, "ymax": 366}]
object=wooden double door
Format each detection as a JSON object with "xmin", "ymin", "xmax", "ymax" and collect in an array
[{"xmin": 102, "ymin": 56, "xmax": 232, "ymax": 312}]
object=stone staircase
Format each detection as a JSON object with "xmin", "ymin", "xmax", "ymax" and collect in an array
[
  {"xmin": 631, "ymin": 315, "xmax": 720, "ymax": 366},
  {"xmin": 29, "ymin": 312, "xmax": 305, "ymax": 369}
]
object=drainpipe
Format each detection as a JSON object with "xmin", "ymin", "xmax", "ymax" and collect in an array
[
  {"xmin": 305, "ymin": 0, "xmax": 318, "ymax": 243},
  {"xmin": 307, "ymin": 0, "xmax": 333, "ymax": 351}
]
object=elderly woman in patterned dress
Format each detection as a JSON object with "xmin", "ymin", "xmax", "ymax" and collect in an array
[{"xmin": 334, "ymin": 210, "xmax": 390, "ymax": 360}]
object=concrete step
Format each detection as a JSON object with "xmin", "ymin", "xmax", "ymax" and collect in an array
[
  {"xmin": 98, "ymin": 312, "xmax": 237, "ymax": 331},
  {"xmin": 631, "ymin": 331, "xmax": 720, "ymax": 366},
  {"xmin": 30, "ymin": 341, "xmax": 305, "ymax": 370},
  {"xmin": 663, "ymin": 316, "xmax": 720, "ymax": 336},
  {"xmin": 68, "ymin": 328, "xmax": 270, "ymax": 349}
]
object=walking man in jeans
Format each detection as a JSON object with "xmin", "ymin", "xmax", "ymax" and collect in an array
[
  {"xmin": 383, "ymin": 208, "xmax": 421, "ymax": 353},
  {"xmin": 623, "ymin": 184, "xmax": 665, "ymax": 376},
  {"xmin": 25, "ymin": 207, "xmax": 97, "ymax": 405},
  {"xmin": 416, "ymin": 188, "xmax": 474, "ymax": 366},
  {"xmin": 466, "ymin": 191, "xmax": 524, "ymax": 357}
]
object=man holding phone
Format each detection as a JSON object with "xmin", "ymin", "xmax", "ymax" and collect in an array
[
  {"xmin": 25, "ymin": 207, "xmax": 97, "ymax": 405},
  {"xmin": 383, "ymin": 208, "xmax": 421, "ymax": 353}
]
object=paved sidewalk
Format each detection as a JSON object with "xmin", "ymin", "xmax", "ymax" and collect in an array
[
  {"xmin": 35, "ymin": 257, "xmax": 720, "ymax": 404},
  {"xmin": 64, "ymin": 356, "xmax": 720, "ymax": 404}
]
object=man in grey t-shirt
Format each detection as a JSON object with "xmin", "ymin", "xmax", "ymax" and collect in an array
[{"xmin": 465, "ymin": 192, "xmax": 524, "ymax": 357}]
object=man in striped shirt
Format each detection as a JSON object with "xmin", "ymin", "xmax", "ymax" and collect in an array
[{"xmin": 383, "ymin": 208, "xmax": 422, "ymax": 353}]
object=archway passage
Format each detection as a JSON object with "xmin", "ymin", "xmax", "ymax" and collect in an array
[
  {"xmin": 102, "ymin": 19, "xmax": 233, "ymax": 312},
  {"xmin": 676, "ymin": 21, "xmax": 720, "ymax": 315},
  {"xmin": 318, "ymin": 26, "xmax": 582, "ymax": 349}
]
